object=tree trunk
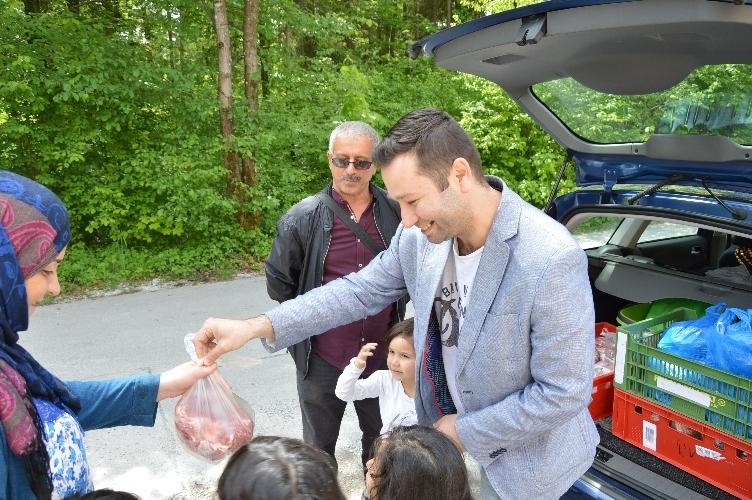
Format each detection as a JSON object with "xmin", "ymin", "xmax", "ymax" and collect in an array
[
  {"xmin": 177, "ymin": 6, "xmax": 186, "ymax": 69},
  {"xmin": 168, "ymin": 27, "xmax": 175, "ymax": 69},
  {"xmin": 242, "ymin": 0, "xmax": 259, "ymax": 189},
  {"xmin": 243, "ymin": 0, "xmax": 260, "ymax": 115},
  {"xmin": 212, "ymin": 0, "xmax": 241, "ymax": 196},
  {"xmin": 446, "ymin": 0, "xmax": 451, "ymax": 26},
  {"xmin": 23, "ymin": 0, "xmax": 46, "ymax": 13},
  {"xmin": 258, "ymin": 19, "xmax": 270, "ymax": 97}
]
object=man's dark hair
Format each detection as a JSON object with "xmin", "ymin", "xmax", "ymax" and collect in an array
[
  {"xmin": 367, "ymin": 425, "xmax": 473, "ymax": 500},
  {"xmin": 217, "ymin": 435, "xmax": 346, "ymax": 500},
  {"xmin": 373, "ymin": 108, "xmax": 485, "ymax": 190},
  {"xmin": 384, "ymin": 317, "xmax": 414, "ymax": 347}
]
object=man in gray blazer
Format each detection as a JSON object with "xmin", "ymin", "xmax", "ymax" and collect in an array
[{"xmin": 196, "ymin": 108, "xmax": 599, "ymax": 499}]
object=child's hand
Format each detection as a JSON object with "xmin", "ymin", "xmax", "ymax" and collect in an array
[{"xmin": 355, "ymin": 343, "xmax": 378, "ymax": 369}]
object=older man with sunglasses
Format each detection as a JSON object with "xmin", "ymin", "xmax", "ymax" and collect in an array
[{"xmin": 265, "ymin": 121, "xmax": 406, "ymax": 469}]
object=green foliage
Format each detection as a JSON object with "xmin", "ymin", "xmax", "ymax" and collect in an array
[
  {"xmin": 59, "ymin": 238, "xmax": 257, "ymax": 294},
  {"xmin": 458, "ymin": 0, "xmax": 547, "ymax": 15},
  {"xmin": 0, "ymin": 0, "xmax": 575, "ymax": 290},
  {"xmin": 459, "ymin": 77, "xmax": 568, "ymax": 207},
  {"xmin": 369, "ymin": 57, "xmax": 470, "ymax": 126},
  {"xmin": 0, "ymin": 7, "xmax": 234, "ymax": 249},
  {"xmin": 571, "ymin": 216, "xmax": 620, "ymax": 237}
]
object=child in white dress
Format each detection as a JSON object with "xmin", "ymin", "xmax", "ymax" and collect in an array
[{"xmin": 335, "ymin": 318, "xmax": 417, "ymax": 434}]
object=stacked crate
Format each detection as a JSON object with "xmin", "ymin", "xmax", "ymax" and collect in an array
[
  {"xmin": 589, "ymin": 322, "xmax": 617, "ymax": 421},
  {"xmin": 613, "ymin": 309, "xmax": 752, "ymax": 499}
]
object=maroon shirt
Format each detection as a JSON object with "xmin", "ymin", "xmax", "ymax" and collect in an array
[{"xmin": 311, "ymin": 190, "xmax": 394, "ymax": 375}]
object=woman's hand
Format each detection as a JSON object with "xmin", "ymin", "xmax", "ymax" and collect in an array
[
  {"xmin": 157, "ymin": 361, "xmax": 217, "ymax": 401},
  {"xmin": 355, "ymin": 342, "xmax": 378, "ymax": 369}
]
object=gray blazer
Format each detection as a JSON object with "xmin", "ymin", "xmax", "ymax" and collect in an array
[{"xmin": 266, "ymin": 177, "xmax": 599, "ymax": 499}]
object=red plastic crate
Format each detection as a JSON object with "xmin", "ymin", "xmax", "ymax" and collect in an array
[
  {"xmin": 590, "ymin": 322, "xmax": 616, "ymax": 421},
  {"xmin": 612, "ymin": 389, "xmax": 752, "ymax": 499}
]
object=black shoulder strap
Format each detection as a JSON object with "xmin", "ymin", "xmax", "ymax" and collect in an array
[{"xmin": 317, "ymin": 193, "xmax": 383, "ymax": 255}]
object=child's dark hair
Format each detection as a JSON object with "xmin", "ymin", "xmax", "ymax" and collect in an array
[
  {"xmin": 217, "ymin": 435, "xmax": 345, "ymax": 500},
  {"xmin": 367, "ymin": 425, "xmax": 472, "ymax": 500},
  {"xmin": 384, "ymin": 317, "xmax": 414, "ymax": 348},
  {"xmin": 67, "ymin": 489, "xmax": 141, "ymax": 499}
]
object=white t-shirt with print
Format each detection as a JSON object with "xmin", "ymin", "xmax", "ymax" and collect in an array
[{"xmin": 433, "ymin": 239, "xmax": 483, "ymax": 416}]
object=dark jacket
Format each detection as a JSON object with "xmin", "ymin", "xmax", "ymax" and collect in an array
[{"xmin": 265, "ymin": 182, "xmax": 406, "ymax": 376}]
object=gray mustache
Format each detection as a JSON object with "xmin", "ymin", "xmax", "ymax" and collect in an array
[{"xmin": 341, "ymin": 175, "xmax": 360, "ymax": 182}]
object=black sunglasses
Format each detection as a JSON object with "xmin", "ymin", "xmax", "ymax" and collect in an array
[{"xmin": 330, "ymin": 157, "xmax": 373, "ymax": 170}]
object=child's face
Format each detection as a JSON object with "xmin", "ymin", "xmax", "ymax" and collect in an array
[
  {"xmin": 364, "ymin": 455, "xmax": 378, "ymax": 498},
  {"xmin": 386, "ymin": 336, "xmax": 415, "ymax": 385},
  {"xmin": 365, "ymin": 438, "xmax": 388, "ymax": 499}
]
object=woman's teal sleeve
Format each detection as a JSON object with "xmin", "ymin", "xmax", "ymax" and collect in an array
[{"xmin": 66, "ymin": 374, "xmax": 160, "ymax": 431}]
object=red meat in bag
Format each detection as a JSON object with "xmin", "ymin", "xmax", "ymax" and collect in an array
[{"xmin": 174, "ymin": 335, "xmax": 255, "ymax": 462}]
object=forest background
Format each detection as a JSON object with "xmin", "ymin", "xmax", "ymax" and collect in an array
[{"xmin": 1, "ymin": 0, "xmax": 568, "ymax": 292}]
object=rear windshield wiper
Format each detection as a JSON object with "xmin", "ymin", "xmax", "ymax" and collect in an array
[
  {"xmin": 701, "ymin": 179, "xmax": 748, "ymax": 220},
  {"xmin": 627, "ymin": 173, "xmax": 747, "ymax": 220},
  {"xmin": 627, "ymin": 173, "xmax": 688, "ymax": 205}
]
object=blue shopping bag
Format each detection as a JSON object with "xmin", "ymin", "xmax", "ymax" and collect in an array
[
  {"xmin": 657, "ymin": 303, "xmax": 726, "ymax": 363},
  {"xmin": 707, "ymin": 308, "xmax": 752, "ymax": 378}
]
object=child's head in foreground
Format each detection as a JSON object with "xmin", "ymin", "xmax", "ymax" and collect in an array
[
  {"xmin": 217, "ymin": 435, "xmax": 345, "ymax": 500},
  {"xmin": 365, "ymin": 424, "xmax": 473, "ymax": 500}
]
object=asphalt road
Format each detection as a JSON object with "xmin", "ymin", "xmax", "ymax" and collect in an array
[
  {"xmin": 20, "ymin": 275, "xmax": 360, "ymax": 499},
  {"xmin": 23, "ymin": 274, "xmax": 481, "ymax": 499}
]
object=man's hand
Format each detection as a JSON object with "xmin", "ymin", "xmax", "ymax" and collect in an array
[
  {"xmin": 194, "ymin": 315, "xmax": 275, "ymax": 366},
  {"xmin": 433, "ymin": 414, "xmax": 465, "ymax": 452},
  {"xmin": 355, "ymin": 342, "xmax": 378, "ymax": 369}
]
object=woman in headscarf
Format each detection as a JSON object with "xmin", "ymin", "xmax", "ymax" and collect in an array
[{"xmin": 0, "ymin": 170, "xmax": 215, "ymax": 499}]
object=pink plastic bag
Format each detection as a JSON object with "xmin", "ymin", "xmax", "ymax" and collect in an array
[{"xmin": 174, "ymin": 334, "xmax": 255, "ymax": 462}]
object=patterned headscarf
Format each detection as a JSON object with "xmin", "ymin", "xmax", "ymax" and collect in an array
[{"xmin": 0, "ymin": 170, "xmax": 81, "ymax": 498}]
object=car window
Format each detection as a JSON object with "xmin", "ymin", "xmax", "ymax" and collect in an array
[
  {"xmin": 570, "ymin": 216, "xmax": 621, "ymax": 249},
  {"xmin": 532, "ymin": 63, "xmax": 752, "ymax": 146},
  {"xmin": 570, "ymin": 216, "xmax": 699, "ymax": 250},
  {"xmin": 637, "ymin": 221, "xmax": 698, "ymax": 243}
]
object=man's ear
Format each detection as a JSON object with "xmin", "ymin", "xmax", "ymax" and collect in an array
[{"xmin": 450, "ymin": 157, "xmax": 473, "ymax": 192}]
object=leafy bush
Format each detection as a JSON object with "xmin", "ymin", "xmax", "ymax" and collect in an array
[
  {"xmin": 458, "ymin": 77, "xmax": 569, "ymax": 207},
  {"xmin": 1, "ymin": 2, "xmax": 572, "ymax": 291}
]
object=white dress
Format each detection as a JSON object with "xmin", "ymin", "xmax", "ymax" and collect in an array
[{"xmin": 335, "ymin": 358, "xmax": 417, "ymax": 433}]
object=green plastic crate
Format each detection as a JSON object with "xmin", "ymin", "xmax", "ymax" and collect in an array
[
  {"xmin": 615, "ymin": 308, "xmax": 752, "ymax": 443},
  {"xmin": 616, "ymin": 298, "xmax": 710, "ymax": 326},
  {"xmin": 616, "ymin": 302, "xmax": 651, "ymax": 325}
]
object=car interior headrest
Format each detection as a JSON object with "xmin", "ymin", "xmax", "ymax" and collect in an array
[{"xmin": 731, "ymin": 235, "xmax": 752, "ymax": 247}]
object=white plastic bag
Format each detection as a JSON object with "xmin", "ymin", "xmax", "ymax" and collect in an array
[{"xmin": 174, "ymin": 334, "xmax": 255, "ymax": 461}]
